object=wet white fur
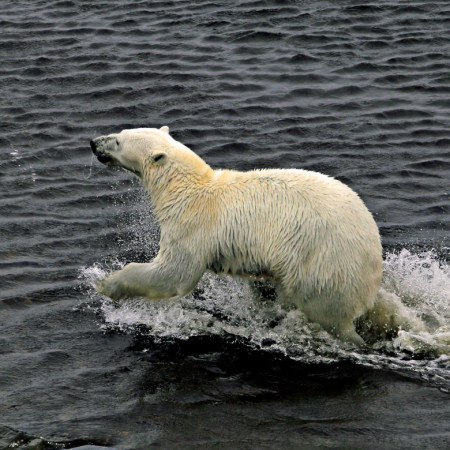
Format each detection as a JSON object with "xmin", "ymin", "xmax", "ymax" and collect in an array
[{"xmin": 95, "ymin": 127, "xmax": 385, "ymax": 345}]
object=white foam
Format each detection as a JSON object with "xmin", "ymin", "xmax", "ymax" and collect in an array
[
  {"xmin": 380, "ymin": 249, "xmax": 450, "ymax": 357},
  {"xmin": 383, "ymin": 248, "xmax": 449, "ymax": 323}
]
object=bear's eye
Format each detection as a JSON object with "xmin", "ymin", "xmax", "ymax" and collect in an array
[{"xmin": 115, "ymin": 138, "xmax": 119, "ymax": 146}]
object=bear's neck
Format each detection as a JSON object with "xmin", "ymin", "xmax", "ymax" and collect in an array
[{"xmin": 142, "ymin": 162, "xmax": 214, "ymax": 224}]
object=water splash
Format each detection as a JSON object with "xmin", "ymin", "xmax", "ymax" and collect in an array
[
  {"xmin": 80, "ymin": 247, "xmax": 450, "ymax": 389},
  {"xmin": 84, "ymin": 154, "xmax": 95, "ymax": 179},
  {"xmin": 383, "ymin": 248, "xmax": 449, "ymax": 324},
  {"xmin": 381, "ymin": 248, "xmax": 450, "ymax": 357}
]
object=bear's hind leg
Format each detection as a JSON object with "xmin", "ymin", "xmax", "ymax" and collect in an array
[
  {"xmin": 307, "ymin": 311, "xmax": 365, "ymax": 346},
  {"xmin": 331, "ymin": 320, "xmax": 365, "ymax": 346},
  {"xmin": 300, "ymin": 300, "xmax": 366, "ymax": 346}
]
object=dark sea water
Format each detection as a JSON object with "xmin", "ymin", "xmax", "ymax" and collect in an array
[{"xmin": 1, "ymin": 1, "xmax": 449, "ymax": 449}]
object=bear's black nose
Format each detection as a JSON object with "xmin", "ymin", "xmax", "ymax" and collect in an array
[{"xmin": 90, "ymin": 140, "xmax": 97, "ymax": 153}]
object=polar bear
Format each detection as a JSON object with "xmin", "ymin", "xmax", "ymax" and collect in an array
[{"xmin": 90, "ymin": 126, "xmax": 395, "ymax": 345}]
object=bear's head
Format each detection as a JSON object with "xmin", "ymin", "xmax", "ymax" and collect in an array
[{"xmin": 90, "ymin": 126, "xmax": 211, "ymax": 182}]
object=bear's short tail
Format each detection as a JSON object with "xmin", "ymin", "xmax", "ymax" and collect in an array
[{"xmin": 356, "ymin": 288, "xmax": 426, "ymax": 342}]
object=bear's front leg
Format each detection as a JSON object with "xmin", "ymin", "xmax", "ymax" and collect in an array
[
  {"xmin": 97, "ymin": 263, "xmax": 145, "ymax": 300},
  {"xmin": 96, "ymin": 252, "xmax": 205, "ymax": 301}
]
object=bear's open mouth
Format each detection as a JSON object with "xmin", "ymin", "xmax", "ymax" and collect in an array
[
  {"xmin": 95, "ymin": 151, "xmax": 141, "ymax": 177},
  {"xmin": 96, "ymin": 153, "xmax": 114, "ymax": 165}
]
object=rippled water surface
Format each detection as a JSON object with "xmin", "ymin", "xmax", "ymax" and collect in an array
[{"xmin": 1, "ymin": 1, "xmax": 449, "ymax": 449}]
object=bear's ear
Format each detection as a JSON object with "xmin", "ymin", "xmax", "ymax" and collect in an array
[
  {"xmin": 160, "ymin": 126, "xmax": 170, "ymax": 134},
  {"xmin": 152, "ymin": 151, "xmax": 167, "ymax": 165}
]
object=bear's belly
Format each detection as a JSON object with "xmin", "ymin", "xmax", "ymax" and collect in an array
[{"xmin": 207, "ymin": 259, "xmax": 274, "ymax": 280}]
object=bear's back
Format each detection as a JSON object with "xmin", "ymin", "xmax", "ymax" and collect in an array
[{"xmin": 213, "ymin": 168, "xmax": 369, "ymax": 225}]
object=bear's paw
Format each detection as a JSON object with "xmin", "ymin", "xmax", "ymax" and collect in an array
[{"xmin": 96, "ymin": 271, "xmax": 128, "ymax": 300}]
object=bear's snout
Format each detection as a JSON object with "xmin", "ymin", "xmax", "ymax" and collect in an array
[{"xmin": 90, "ymin": 137, "xmax": 114, "ymax": 165}]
